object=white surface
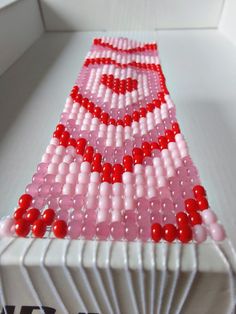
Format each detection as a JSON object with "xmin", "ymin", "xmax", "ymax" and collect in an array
[
  {"xmin": 0, "ymin": 238, "xmax": 234, "ymax": 313},
  {"xmin": 0, "ymin": 0, "xmax": 44, "ymax": 76},
  {"xmin": 219, "ymin": 0, "xmax": 236, "ymax": 45},
  {"xmin": 0, "ymin": 29, "xmax": 236, "ymax": 247},
  {"xmin": 40, "ymin": 0, "xmax": 224, "ymax": 31}
]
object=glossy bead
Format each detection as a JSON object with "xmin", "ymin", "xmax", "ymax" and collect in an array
[
  {"xmin": 32, "ymin": 219, "xmax": 47, "ymax": 238},
  {"xmin": 53, "ymin": 220, "xmax": 67, "ymax": 238},
  {"xmin": 188, "ymin": 211, "xmax": 202, "ymax": 226},
  {"xmin": 96, "ymin": 222, "xmax": 110, "ymax": 240},
  {"xmin": 176, "ymin": 212, "xmax": 189, "ymax": 227},
  {"xmin": 151, "ymin": 223, "xmax": 162, "ymax": 242},
  {"xmin": 197, "ymin": 197, "xmax": 209, "ymax": 211},
  {"xmin": 192, "ymin": 225, "xmax": 207, "ymax": 243},
  {"xmin": 201, "ymin": 209, "xmax": 217, "ymax": 225},
  {"xmin": 193, "ymin": 185, "xmax": 206, "ymax": 198},
  {"xmin": 68, "ymin": 220, "xmax": 82, "ymax": 239},
  {"xmin": 18, "ymin": 194, "xmax": 32, "ymax": 210},
  {"xmin": 185, "ymin": 199, "xmax": 198, "ymax": 212},
  {"xmin": 209, "ymin": 223, "xmax": 226, "ymax": 241},
  {"xmin": 15, "ymin": 218, "xmax": 30, "ymax": 237},
  {"xmin": 14, "ymin": 208, "xmax": 26, "ymax": 220},
  {"xmin": 178, "ymin": 226, "xmax": 192, "ymax": 243},
  {"xmin": 26, "ymin": 208, "xmax": 40, "ymax": 224},
  {"xmin": 163, "ymin": 224, "xmax": 177, "ymax": 242},
  {"xmin": 42, "ymin": 208, "xmax": 55, "ymax": 225},
  {"xmin": 110, "ymin": 221, "xmax": 124, "ymax": 240}
]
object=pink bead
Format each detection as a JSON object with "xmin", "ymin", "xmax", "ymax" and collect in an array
[
  {"xmin": 75, "ymin": 183, "xmax": 87, "ymax": 195},
  {"xmin": 37, "ymin": 162, "xmax": 48, "ymax": 174},
  {"xmin": 137, "ymin": 211, "xmax": 150, "ymax": 227},
  {"xmin": 209, "ymin": 223, "xmax": 226, "ymax": 241},
  {"xmin": 137, "ymin": 198, "xmax": 149, "ymax": 212},
  {"xmin": 139, "ymin": 225, "xmax": 151, "ymax": 241},
  {"xmin": 150, "ymin": 211, "xmax": 163, "ymax": 224},
  {"xmin": 82, "ymin": 222, "xmax": 95, "ymax": 240},
  {"xmin": 55, "ymin": 174, "xmax": 66, "ymax": 184},
  {"xmin": 50, "ymin": 138, "xmax": 59, "ymax": 145},
  {"xmin": 97, "ymin": 208, "xmax": 109, "ymax": 223},
  {"xmin": 31, "ymin": 197, "xmax": 46, "ymax": 210},
  {"xmin": 66, "ymin": 146, "xmax": 76, "ymax": 156},
  {"xmin": 44, "ymin": 174, "xmax": 55, "ymax": 184},
  {"xmin": 96, "ymin": 222, "xmax": 110, "ymax": 240},
  {"xmin": 124, "ymin": 197, "xmax": 136, "ymax": 210},
  {"xmin": 124, "ymin": 211, "xmax": 137, "ymax": 223},
  {"xmin": 25, "ymin": 183, "xmax": 40, "ymax": 197},
  {"xmin": 42, "ymin": 153, "xmax": 52, "ymax": 163},
  {"xmin": 110, "ymin": 221, "xmax": 124, "ymax": 240},
  {"xmin": 67, "ymin": 220, "xmax": 82, "ymax": 239},
  {"xmin": 192, "ymin": 225, "xmax": 207, "ymax": 243},
  {"xmin": 157, "ymin": 176, "xmax": 167, "ymax": 187},
  {"xmin": 201, "ymin": 209, "xmax": 217, "ymax": 225},
  {"xmin": 158, "ymin": 187, "xmax": 171, "ymax": 199},
  {"xmin": 163, "ymin": 211, "xmax": 175, "ymax": 224},
  {"xmin": 47, "ymin": 197, "xmax": 58, "ymax": 209},
  {"xmin": 59, "ymin": 195, "xmax": 73, "ymax": 210},
  {"xmin": 0, "ymin": 217, "xmax": 14, "ymax": 237},
  {"xmin": 73, "ymin": 195, "xmax": 84, "ymax": 210},
  {"xmin": 150, "ymin": 197, "xmax": 161, "ymax": 212},
  {"xmin": 147, "ymin": 187, "xmax": 157, "ymax": 199},
  {"xmin": 46, "ymin": 144, "xmax": 56, "ymax": 155},
  {"xmin": 161, "ymin": 198, "xmax": 174, "ymax": 212},
  {"xmin": 50, "ymin": 182, "xmax": 63, "ymax": 196},
  {"xmin": 38, "ymin": 184, "xmax": 51, "ymax": 197},
  {"xmin": 52, "ymin": 154, "xmax": 63, "ymax": 164},
  {"xmin": 57, "ymin": 209, "xmax": 69, "ymax": 221},
  {"xmin": 70, "ymin": 209, "xmax": 83, "ymax": 221},
  {"xmin": 124, "ymin": 223, "xmax": 138, "ymax": 241},
  {"xmin": 55, "ymin": 146, "xmax": 66, "ymax": 155},
  {"xmin": 135, "ymin": 174, "xmax": 145, "ymax": 185},
  {"xmin": 32, "ymin": 173, "xmax": 44, "ymax": 184}
]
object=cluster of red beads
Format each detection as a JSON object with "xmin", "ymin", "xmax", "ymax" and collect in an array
[{"xmin": 100, "ymin": 74, "xmax": 138, "ymax": 94}]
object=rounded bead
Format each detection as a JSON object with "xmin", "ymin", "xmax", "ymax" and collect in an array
[
  {"xmin": 42, "ymin": 208, "xmax": 55, "ymax": 225},
  {"xmin": 32, "ymin": 219, "xmax": 47, "ymax": 238},
  {"xmin": 192, "ymin": 225, "xmax": 207, "ymax": 243},
  {"xmin": 209, "ymin": 223, "xmax": 226, "ymax": 241},
  {"xmin": 163, "ymin": 224, "xmax": 177, "ymax": 242},
  {"xmin": 18, "ymin": 194, "xmax": 32, "ymax": 210},
  {"xmin": 151, "ymin": 223, "xmax": 162, "ymax": 242},
  {"xmin": 15, "ymin": 218, "xmax": 30, "ymax": 237},
  {"xmin": 26, "ymin": 208, "xmax": 40, "ymax": 224},
  {"xmin": 53, "ymin": 220, "xmax": 67, "ymax": 238},
  {"xmin": 178, "ymin": 226, "xmax": 192, "ymax": 243}
]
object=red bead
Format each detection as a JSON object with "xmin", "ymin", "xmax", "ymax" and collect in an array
[
  {"xmin": 188, "ymin": 211, "xmax": 202, "ymax": 226},
  {"xmin": 172, "ymin": 122, "xmax": 181, "ymax": 135},
  {"xmin": 112, "ymin": 174, "xmax": 122, "ymax": 183},
  {"xmin": 94, "ymin": 106, "xmax": 102, "ymax": 118},
  {"xmin": 59, "ymin": 137, "xmax": 68, "ymax": 147},
  {"xmin": 83, "ymin": 153, "xmax": 93, "ymax": 163},
  {"xmin": 26, "ymin": 208, "xmax": 40, "ymax": 224},
  {"xmin": 53, "ymin": 130, "xmax": 62, "ymax": 139},
  {"xmin": 163, "ymin": 224, "xmax": 177, "ymax": 242},
  {"xmin": 133, "ymin": 155, "xmax": 143, "ymax": 164},
  {"xmin": 123, "ymin": 155, "xmax": 133, "ymax": 166},
  {"xmin": 15, "ymin": 218, "xmax": 30, "ymax": 237},
  {"xmin": 76, "ymin": 138, "xmax": 87, "ymax": 148},
  {"xmin": 176, "ymin": 212, "xmax": 189, "ymax": 227},
  {"xmin": 67, "ymin": 138, "xmax": 77, "ymax": 147},
  {"xmin": 165, "ymin": 130, "xmax": 175, "ymax": 143},
  {"xmin": 153, "ymin": 99, "xmax": 161, "ymax": 108},
  {"xmin": 132, "ymin": 111, "xmax": 140, "ymax": 121},
  {"xmin": 14, "ymin": 208, "xmax": 26, "ymax": 220},
  {"xmin": 132, "ymin": 147, "xmax": 143, "ymax": 157},
  {"xmin": 18, "ymin": 194, "xmax": 32, "ymax": 210},
  {"xmin": 178, "ymin": 226, "xmax": 192, "ymax": 243},
  {"xmin": 108, "ymin": 118, "xmax": 116, "ymax": 126},
  {"xmin": 32, "ymin": 219, "xmax": 47, "ymax": 238},
  {"xmin": 197, "ymin": 197, "xmax": 209, "ymax": 211},
  {"xmin": 117, "ymin": 119, "xmax": 124, "ymax": 126},
  {"xmin": 87, "ymin": 101, "xmax": 94, "ymax": 113},
  {"xmin": 151, "ymin": 223, "xmax": 162, "ymax": 242},
  {"xmin": 158, "ymin": 136, "xmax": 168, "ymax": 150},
  {"xmin": 61, "ymin": 131, "xmax": 70, "ymax": 140},
  {"xmin": 93, "ymin": 153, "xmax": 102, "ymax": 163},
  {"xmin": 101, "ymin": 174, "xmax": 112, "ymax": 183},
  {"xmin": 113, "ymin": 164, "xmax": 123, "ymax": 175},
  {"xmin": 92, "ymin": 162, "xmax": 102, "ymax": 172},
  {"xmin": 53, "ymin": 220, "xmax": 67, "ymax": 238},
  {"xmin": 146, "ymin": 103, "xmax": 154, "ymax": 112},
  {"xmin": 185, "ymin": 198, "xmax": 198, "ymax": 212},
  {"xmin": 193, "ymin": 185, "xmax": 206, "ymax": 198},
  {"xmin": 150, "ymin": 142, "xmax": 160, "ymax": 150},
  {"xmin": 100, "ymin": 112, "xmax": 109, "ymax": 124},
  {"xmin": 102, "ymin": 163, "xmax": 112, "ymax": 174},
  {"xmin": 142, "ymin": 142, "xmax": 151, "ymax": 151},
  {"xmin": 84, "ymin": 146, "xmax": 94, "ymax": 155},
  {"xmin": 56, "ymin": 124, "xmax": 65, "ymax": 133},
  {"xmin": 42, "ymin": 208, "xmax": 55, "ymax": 225},
  {"xmin": 139, "ymin": 107, "xmax": 147, "ymax": 117},
  {"xmin": 143, "ymin": 148, "xmax": 151, "ymax": 157},
  {"xmin": 124, "ymin": 114, "xmax": 132, "ymax": 126}
]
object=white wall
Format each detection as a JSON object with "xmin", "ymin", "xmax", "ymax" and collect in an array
[
  {"xmin": 40, "ymin": 0, "xmax": 224, "ymax": 31},
  {"xmin": 0, "ymin": 0, "xmax": 44, "ymax": 76},
  {"xmin": 219, "ymin": 0, "xmax": 236, "ymax": 45}
]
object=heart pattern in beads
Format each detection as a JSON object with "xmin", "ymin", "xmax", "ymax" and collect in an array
[{"xmin": 0, "ymin": 37, "xmax": 226, "ymax": 244}]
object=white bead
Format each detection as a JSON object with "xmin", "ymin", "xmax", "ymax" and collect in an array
[
  {"xmin": 100, "ymin": 182, "xmax": 111, "ymax": 196},
  {"xmin": 122, "ymin": 172, "xmax": 134, "ymax": 184},
  {"xmin": 80, "ymin": 161, "xmax": 91, "ymax": 173}
]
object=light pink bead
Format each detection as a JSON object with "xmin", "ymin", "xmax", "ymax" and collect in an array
[
  {"xmin": 0, "ymin": 217, "xmax": 14, "ymax": 237},
  {"xmin": 99, "ymin": 196, "xmax": 111, "ymax": 210},
  {"xmin": 147, "ymin": 187, "xmax": 157, "ymax": 199},
  {"xmin": 139, "ymin": 225, "xmax": 151, "ymax": 241},
  {"xmin": 111, "ymin": 209, "xmax": 122, "ymax": 222},
  {"xmin": 137, "ymin": 211, "xmax": 150, "ymax": 227},
  {"xmin": 48, "ymin": 163, "xmax": 58, "ymax": 175},
  {"xmin": 192, "ymin": 225, "xmax": 207, "ymax": 243},
  {"xmin": 25, "ymin": 183, "xmax": 40, "ymax": 197},
  {"xmin": 66, "ymin": 146, "xmax": 76, "ymax": 156},
  {"xmin": 166, "ymin": 166, "xmax": 176, "ymax": 178},
  {"xmin": 62, "ymin": 183, "xmax": 75, "ymax": 196},
  {"xmin": 137, "ymin": 198, "xmax": 149, "ymax": 212},
  {"xmin": 63, "ymin": 154, "xmax": 74, "ymax": 164},
  {"xmin": 110, "ymin": 221, "xmax": 124, "ymax": 240},
  {"xmin": 112, "ymin": 196, "xmax": 123, "ymax": 211},
  {"xmin": 69, "ymin": 162, "xmax": 80, "ymax": 174},
  {"xmin": 146, "ymin": 176, "xmax": 155, "ymax": 186},
  {"xmin": 58, "ymin": 162, "xmax": 69, "ymax": 175},
  {"xmin": 88, "ymin": 182, "xmax": 98, "ymax": 195},
  {"xmin": 55, "ymin": 146, "xmax": 66, "ymax": 155},
  {"xmin": 124, "ymin": 211, "xmax": 137, "ymax": 223},
  {"xmin": 59, "ymin": 195, "xmax": 73, "ymax": 210},
  {"xmin": 41, "ymin": 153, "xmax": 52, "ymax": 163},
  {"xmin": 100, "ymin": 182, "xmax": 111, "ymax": 196},
  {"xmin": 31, "ymin": 197, "xmax": 46, "ymax": 210},
  {"xmin": 112, "ymin": 183, "xmax": 123, "ymax": 196},
  {"xmin": 201, "ymin": 209, "xmax": 217, "ymax": 225},
  {"xmin": 75, "ymin": 183, "xmax": 87, "ymax": 195},
  {"xmin": 124, "ymin": 197, "xmax": 136, "ymax": 210},
  {"xmin": 38, "ymin": 184, "xmax": 51, "ymax": 197},
  {"xmin": 37, "ymin": 162, "xmax": 48, "ymax": 174},
  {"xmin": 209, "ymin": 223, "xmax": 226, "ymax": 241},
  {"xmin": 50, "ymin": 138, "xmax": 59, "ymax": 145},
  {"xmin": 158, "ymin": 187, "xmax": 171, "ymax": 199},
  {"xmin": 52, "ymin": 154, "xmax": 63, "ymax": 164},
  {"xmin": 157, "ymin": 176, "xmax": 167, "ymax": 187},
  {"xmin": 86, "ymin": 196, "xmax": 98, "ymax": 210},
  {"xmin": 90, "ymin": 172, "xmax": 100, "ymax": 183},
  {"xmin": 55, "ymin": 174, "xmax": 66, "ymax": 184},
  {"xmin": 135, "ymin": 174, "xmax": 145, "ymax": 185},
  {"xmin": 78, "ymin": 173, "xmax": 89, "ymax": 184},
  {"xmin": 46, "ymin": 144, "xmax": 56, "ymax": 155},
  {"xmin": 66, "ymin": 173, "xmax": 77, "ymax": 185},
  {"xmin": 50, "ymin": 182, "xmax": 63, "ymax": 196},
  {"xmin": 134, "ymin": 164, "xmax": 143, "ymax": 175},
  {"xmin": 97, "ymin": 208, "xmax": 109, "ymax": 223},
  {"xmin": 96, "ymin": 222, "xmax": 110, "ymax": 240},
  {"xmin": 80, "ymin": 161, "xmax": 91, "ymax": 173},
  {"xmin": 124, "ymin": 184, "xmax": 135, "ymax": 197},
  {"xmin": 73, "ymin": 195, "xmax": 83, "ymax": 210},
  {"xmin": 136, "ymin": 185, "xmax": 146, "ymax": 198},
  {"xmin": 47, "ymin": 197, "xmax": 58, "ymax": 209},
  {"xmin": 122, "ymin": 172, "xmax": 134, "ymax": 184}
]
